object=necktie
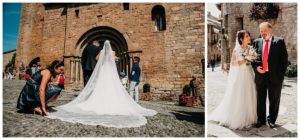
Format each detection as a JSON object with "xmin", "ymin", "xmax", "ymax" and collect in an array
[{"xmin": 262, "ymin": 40, "xmax": 269, "ymax": 71}]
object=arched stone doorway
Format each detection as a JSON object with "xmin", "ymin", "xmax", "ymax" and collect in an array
[{"xmin": 68, "ymin": 26, "xmax": 131, "ymax": 85}]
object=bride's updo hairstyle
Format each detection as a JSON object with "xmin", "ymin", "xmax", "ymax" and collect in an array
[{"xmin": 237, "ymin": 30, "xmax": 251, "ymax": 45}]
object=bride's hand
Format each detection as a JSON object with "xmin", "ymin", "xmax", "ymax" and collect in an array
[
  {"xmin": 238, "ymin": 60, "xmax": 246, "ymax": 65},
  {"xmin": 42, "ymin": 107, "xmax": 49, "ymax": 116}
]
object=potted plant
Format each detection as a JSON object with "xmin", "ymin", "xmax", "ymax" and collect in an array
[
  {"xmin": 141, "ymin": 83, "xmax": 153, "ymax": 101},
  {"xmin": 143, "ymin": 83, "xmax": 151, "ymax": 93},
  {"xmin": 286, "ymin": 64, "xmax": 297, "ymax": 77},
  {"xmin": 249, "ymin": 3, "xmax": 281, "ymax": 21},
  {"xmin": 179, "ymin": 85, "xmax": 193, "ymax": 106},
  {"xmin": 179, "ymin": 93, "xmax": 187, "ymax": 106}
]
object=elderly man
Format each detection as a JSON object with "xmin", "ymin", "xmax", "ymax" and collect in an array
[{"xmin": 252, "ymin": 22, "xmax": 288, "ymax": 128}]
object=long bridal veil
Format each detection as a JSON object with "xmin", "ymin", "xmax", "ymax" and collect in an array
[{"xmin": 48, "ymin": 40, "xmax": 157, "ymax": 128}]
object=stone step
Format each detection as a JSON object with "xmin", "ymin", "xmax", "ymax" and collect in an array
[
  {"xmin": 257, "ymin": 124, "xmax": 297, "ymax": 137},
  {"xmin": 208, "ymin": 122, "xmax": 297, "ymax": 137},
  {"xmin": 208, "ymin": 122, "xmax": 241, "ymax": 137}
]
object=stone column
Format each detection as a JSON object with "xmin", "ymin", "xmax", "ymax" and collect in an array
[
  {"xmin": 70, "ymin": 60, "xmax": 74, "ymax": 83},
  {"xmin": 122, "ymin": 55, "xmax": 125, "ymax": 72},
  {"xmin": 128, "ymin": 56, "xmax": 131, "ymax": 76},
  {"xmin": 75, "ymin": 59, "xmax": 79, "ymax": 83},
  {"xmin": 79, "ymin": 60, "xmax": 83, "ymax": 84}
]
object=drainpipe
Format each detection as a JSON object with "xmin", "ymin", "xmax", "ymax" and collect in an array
[{"xmin": 63, "ymin": 4, "xmax": 68, "ymax": 61}]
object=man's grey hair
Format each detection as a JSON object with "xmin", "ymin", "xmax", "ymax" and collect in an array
[{"xmin": 259, "ymin": 22, "xmax": 272, "ymax": 29}]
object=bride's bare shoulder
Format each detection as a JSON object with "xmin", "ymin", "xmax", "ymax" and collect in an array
[{"xmin": 111, "ymin": 51, "xmax": 116, "ymax": 60}]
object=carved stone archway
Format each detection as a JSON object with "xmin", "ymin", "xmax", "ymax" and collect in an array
[{"xmin": 68, "ymin": 26, "xmax": 131, "ymax": 86}]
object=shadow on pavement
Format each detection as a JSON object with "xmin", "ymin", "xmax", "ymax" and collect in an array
[{"xmin": 171, "ymin": 111, "xmax": 204, "ymax": 125}]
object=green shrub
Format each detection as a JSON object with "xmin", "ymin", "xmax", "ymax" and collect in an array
[{"xmin": 286, "ymin": 64, "xmax": 297, "ymax": 77}]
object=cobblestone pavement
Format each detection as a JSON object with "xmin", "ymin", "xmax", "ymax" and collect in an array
[
  {"xmin": 207, "ymin": 66, "xmax": 297, "ymax": 137},
  {"xmin": 3, "ymin": 80, "xmax": 204, "ymax": 137}
]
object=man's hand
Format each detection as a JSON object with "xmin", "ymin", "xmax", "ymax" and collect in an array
[{"xmin": 257, "ymin": 66, "xmax": 266, "ymax": 74}]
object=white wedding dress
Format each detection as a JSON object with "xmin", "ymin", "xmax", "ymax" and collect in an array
[
  {"xmin": 48, "ymin": 40, "xmax": 157, "ymax": 128},
  {"xmin": 208, "ymin": 42, "xmax": 257, "ymax": 130}
]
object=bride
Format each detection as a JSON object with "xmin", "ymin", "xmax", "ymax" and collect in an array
[
  {"xmin": 47, "ymin": 40, "xmax": 157, "ymax": 128},
  {"xmin": 208, "ymin": 30, "xmax": 257, "ymax": 130}
]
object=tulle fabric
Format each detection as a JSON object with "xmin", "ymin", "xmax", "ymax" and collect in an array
[
  {"xmin": 47, "ymin": 40, "xmax": 157, "ymax": 128},
  {"xmin": 208, "ymin": 43, "xmax": 257, "ymax": 130}
]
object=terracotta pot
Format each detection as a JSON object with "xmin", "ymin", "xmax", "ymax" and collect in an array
[{"xmin": 186, "ymin": 96, "xmax": 194, "ymax": 107}]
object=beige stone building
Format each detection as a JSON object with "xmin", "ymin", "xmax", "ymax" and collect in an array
[
  {"xmin": 16, "ymin": 3, "xmax": 204, "ymax": 94},
  {"xmin": 217, "ymin": 3, "xmax": 297, "ymax": 69},
  {"xmin": 207, "ymin": 12, "xmax": 221, "ymax": 65},
  {"xmin": 3, "ymin": 50, "xmax": 16, "ymax": 70}
]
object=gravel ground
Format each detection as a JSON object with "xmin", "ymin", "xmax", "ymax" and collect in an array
[{"xmin": 3, "ymin": 80, "xmax": 204, "ymax": 137}]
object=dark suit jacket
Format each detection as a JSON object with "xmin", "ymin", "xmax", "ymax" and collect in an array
[
  {"xmin": 81, "ymin": 44, "xmax": 101, "ymax": 71},
  {"xmin": 252, "ymin": 36, "xmax": 288, "ymax": 85}
]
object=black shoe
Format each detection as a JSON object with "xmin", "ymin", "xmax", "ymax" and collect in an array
[
  {"xmin": 267, "ymin": 118, "xmax": 276, "ymax": 128},
  {"xmin": 255, "ymin": 122, "xmax": 266, "ymax": 128},
  {"xmin": 267, "ymin": 121, "xmax": 276, "ymax": 128}
]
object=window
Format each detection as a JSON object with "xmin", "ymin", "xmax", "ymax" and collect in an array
[
  {"xmin": 151, "ymin": 5, "xmax": 166, "ymax": 31},
  {"xmin": 75, "ymin": 9, "xmax": 79, "ymax": 17},
  {"xmin": 123, "ymin": 3, "xmax": 129, "ymax": 10},
  {"xmin": 236, "ymin": 17, "xmax": 243, "ymax": 30},
  {"xmin": 224, "ymin": 15, "xmax": 228, "ymax": 33}
]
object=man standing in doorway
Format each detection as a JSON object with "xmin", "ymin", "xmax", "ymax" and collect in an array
[{"xmin": 81, "ymin": 40, "xmax": 101, "ymax": 86}]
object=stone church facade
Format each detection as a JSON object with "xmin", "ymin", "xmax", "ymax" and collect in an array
[
  {"xmin": 217, "ymin": 3, "xmax": 297, "ymax": 68},
  {"xmin": 16, "ymin": 3, "xmax": 204, "ymax": 94}
]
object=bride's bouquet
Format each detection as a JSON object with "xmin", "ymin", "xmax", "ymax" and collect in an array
[{"xmin": 240, "ymin": 46, "xmax": 258, "ymax": 65}]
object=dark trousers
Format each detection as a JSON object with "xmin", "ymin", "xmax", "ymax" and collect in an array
[
  {"xmin": 256, "ymin": 72, "xmax": 282, "ymax": 124},
  {"xmin": 83, "ymin": 70, "xmax": 93, "ymax": 87}
]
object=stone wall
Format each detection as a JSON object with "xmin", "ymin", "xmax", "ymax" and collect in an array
[
  {"xmin": 222, "ymin": 3, "xmax": 297, "ymax": 64},
  {"xmin": 164, "ymin": 3, "xmax": 205, "ymax": 92}
]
